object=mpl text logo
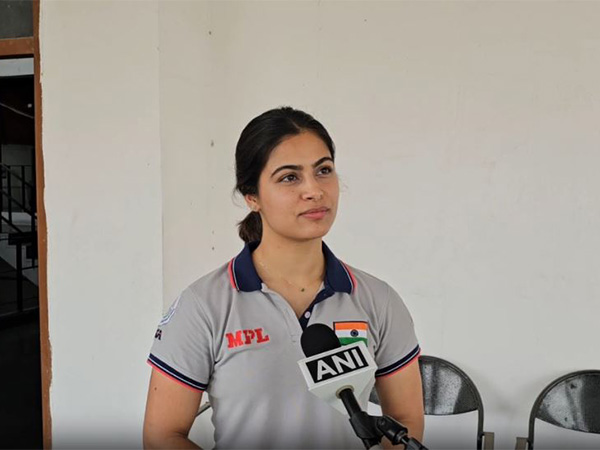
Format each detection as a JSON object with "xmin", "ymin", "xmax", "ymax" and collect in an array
[{"xmin": 226, "ymin": 328, "xmax": 270, "ymax": 349}]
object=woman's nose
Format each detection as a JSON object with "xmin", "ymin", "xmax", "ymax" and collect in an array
[{"xmin": 302, "ymin": 176, "xmax": 324, "ymax": 200}]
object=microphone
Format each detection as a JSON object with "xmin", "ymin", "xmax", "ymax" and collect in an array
[
  {"xmin": 298, "ymin": 323, "xmax": 428, "ymax": 450},
  {"xmin": 298, "ymin": 323, "xmax": 377, "ymax": 416}
]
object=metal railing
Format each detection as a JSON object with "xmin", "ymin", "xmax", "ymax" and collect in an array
[
  {"xmin": 0, "ymin": 163, "xmax": 38, "ymax": 319},
  {"xmin": 1, "ymin": 163, "xmax": 36, "ymax": 233}
]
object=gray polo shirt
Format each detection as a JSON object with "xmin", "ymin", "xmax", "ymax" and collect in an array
[{"xmin": 148, "ymin": 240, "xmax": 420, "ymax": 449}]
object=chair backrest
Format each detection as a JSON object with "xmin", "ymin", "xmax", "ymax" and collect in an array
[
  {"xmin": 370, "ymin": 355, "xmax": 486, "ymax": 449},
  {"xmin": 527, "ymin": 370, "xmax": 600, "ymax": 448},
  {"xmin": 419, "ymin": 355, "xmax": 484, "ymax": 416}
]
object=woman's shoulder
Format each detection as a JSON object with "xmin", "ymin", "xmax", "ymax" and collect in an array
[
  {"xmin": 177, "ymin": 261, "xmax": 233, "ymax": 306},
  {"xmin": 342, "ymin": 262, "xmax": 396, "ymax": 299}
]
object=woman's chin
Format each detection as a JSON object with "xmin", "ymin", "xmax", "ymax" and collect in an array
[{"xmin": 297, "ymin": 226, "xmax": 333, "ymax": 241}]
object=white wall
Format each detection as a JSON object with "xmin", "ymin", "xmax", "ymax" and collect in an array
[
  {"xmin": 160, "ymin": 2, "xmax": 600, "ymax": 449},
  {"xmin": 40, "ymin": 0, "xmax": 600, "ymax": 449},
  {"xmin": 40, "ymin": 1, "xmax": 162, "ymax": 447}
]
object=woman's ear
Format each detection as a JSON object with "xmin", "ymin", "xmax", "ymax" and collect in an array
[{"xmin": 244, "ymin": 194, "xmax": 259, "ymax": 212}]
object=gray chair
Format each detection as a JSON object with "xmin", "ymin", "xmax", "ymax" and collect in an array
[
  {"xmin": 515, "ymin": 370, "xmax": 600, "ymax": 450},
  {"xmin": 370, "ymin": 355, "xmax": 495, "ymax": 449}
]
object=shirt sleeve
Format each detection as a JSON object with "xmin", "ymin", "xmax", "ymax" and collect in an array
[
  {"xmin": 374, "ymin": 283, "xmax": 421, "ymax": 378},
  {"xmin": 147, "ymin": 287, "xmax": 213, "ymax": 391}
]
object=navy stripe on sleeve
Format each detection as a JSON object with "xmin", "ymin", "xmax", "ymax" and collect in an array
[
  {"xmin": 148, "ymin": 353, "xmax": 208, "ymax": 391},
  {"xmin": 375, "ymin": 345, "xmax": 421, "ymax": 377}
]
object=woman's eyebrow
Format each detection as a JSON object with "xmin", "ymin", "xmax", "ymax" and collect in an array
[{"xmin": 270, "ymin": 156, "xmax": 334, "ymax": 178}]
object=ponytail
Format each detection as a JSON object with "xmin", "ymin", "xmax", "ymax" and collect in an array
[{"xmin": 237, "ymin": 211, "xmax": 262, "ymax": 244}]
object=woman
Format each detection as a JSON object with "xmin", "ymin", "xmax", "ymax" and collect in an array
[{"xmin": 143, "ymin": 106, "xmax": 424, "ymax": 449}]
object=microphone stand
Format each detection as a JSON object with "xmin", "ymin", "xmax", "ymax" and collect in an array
[{"xmin": 338, "ymin": 389, "xmax": 428, "ymax": 450}]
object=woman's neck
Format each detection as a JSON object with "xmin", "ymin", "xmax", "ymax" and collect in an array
[{"xmin": 252, "ymin": 235, "xmax": 325, "ymax": 285}]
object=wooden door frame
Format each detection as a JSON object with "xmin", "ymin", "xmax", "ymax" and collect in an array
[
  {"xmin": 0, "ymin": 1, "xmax": 51, "ymax": 448},
  {"xmin": 0, "ymin": 37, "xmax": 33, "ymax": 58}
]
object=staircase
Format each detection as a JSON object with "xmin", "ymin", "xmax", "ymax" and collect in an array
[{"xmin": 0, "ymin": 163, "xmax": 38, "ymax": 319}]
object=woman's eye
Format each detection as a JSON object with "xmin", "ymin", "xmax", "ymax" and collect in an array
[
  {"xmin": 280, "ymin": 174, "xmax": 298, "ymax": 183},
  {"xmin": 319, "ymin": 166, "xmax": 334, "ymax": 175}
]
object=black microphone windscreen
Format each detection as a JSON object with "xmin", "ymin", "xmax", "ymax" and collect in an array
[{"xmin": 301, "ymin": 323, "xmax": 341, "ymax": 357}]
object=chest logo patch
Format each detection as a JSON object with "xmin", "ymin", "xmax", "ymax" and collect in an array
[
  {"xmin": 226, "ymin": 328, "xmax": 270, "ymax": 349},
  {"xmin": 334, "ymin": 321, "xmax": 368, "ymax": 346}
]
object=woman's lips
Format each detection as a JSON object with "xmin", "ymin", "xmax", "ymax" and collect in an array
[{"xmin": 301, "ymin": 209, "xmax": 329, "ymax": 220}]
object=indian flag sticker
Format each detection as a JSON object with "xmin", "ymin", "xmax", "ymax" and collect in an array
[{"xmin": 334, "ymin": 321, "xmax": 368, "ymax": 346}]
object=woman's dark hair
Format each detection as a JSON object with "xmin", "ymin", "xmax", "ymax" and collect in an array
[{"xmin": 234, "ymin": 106, "xmax": 336, "ymax": 243}]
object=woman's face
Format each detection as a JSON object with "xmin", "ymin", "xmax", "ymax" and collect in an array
[{"xmin": 248, "ymin": 131, "xmax": 339, "ymax": 243}]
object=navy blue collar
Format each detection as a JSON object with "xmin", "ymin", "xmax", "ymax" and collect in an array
[{"xmin": 228, "ymin": 240, "xmax": 355, "ymax": 294}]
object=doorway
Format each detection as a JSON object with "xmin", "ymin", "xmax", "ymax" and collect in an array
[
  {"xmin": 0, "ymin": 0, "xmax": 50, "ymax": 448},
  {"xmin": 0, "ymin": 56, "xmax": 42, "ymax": 448}
]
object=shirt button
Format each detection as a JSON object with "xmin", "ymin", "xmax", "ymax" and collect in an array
[{"xmin": 304, "ymin": 311, "xmax": 311, "ymax": 319}]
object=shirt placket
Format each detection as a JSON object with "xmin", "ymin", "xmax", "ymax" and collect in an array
[
  {"xmin": 261, "ymin": 283, "xmax": 302, "ymax": 342},
  {"xmin": 261, "ymin": 282, "xmax": 336, "ymax": 341}
]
